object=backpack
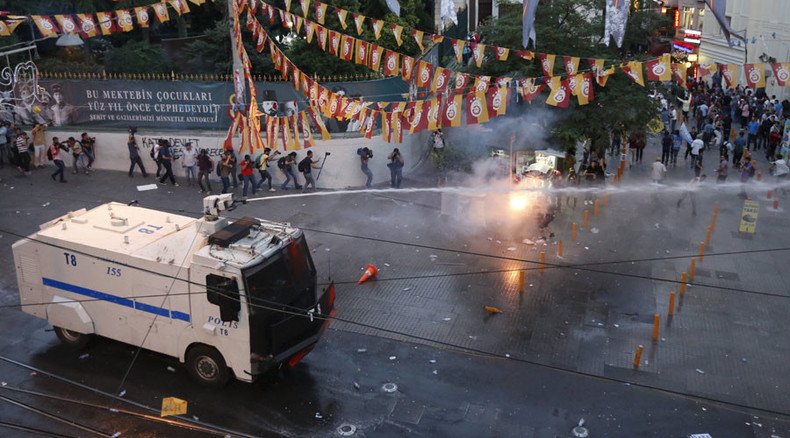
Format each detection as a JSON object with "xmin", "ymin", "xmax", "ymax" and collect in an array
[
  {"xmin": 216, "ymin": 160, "xmax": 222, "ymax": 176},
  {"xmin": 297, "ymin": 158, "xmax": 307, "ymax": 173},
  {"xmin": 46, "ymin": 146, "xmax": 53, "ymax": 161},
  {"xmin": 277, "ymin": 157, "xmax": 287, "ymax": 169}
]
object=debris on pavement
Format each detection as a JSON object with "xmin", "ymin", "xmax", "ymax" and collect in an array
[
  {"xmin": 522, "ymin": 238, "xmax": 535, "ymax": 245},
  {"xmin": 119, "ymin": 390, "xmax": 126, "ymax": 397},
  {"xmin": 166, "ymin": 366, "xmax": 176, "ymax": 372},
  {"xmin": 353, "ymin": 382, "xmax": 360, "ymax": 390},
  {"xmin": 356, "ymin": 348, "xmax": 367, "ymax": 353},
  {"xmin": 315, "ymin": 412, "xmax": 323, "ymax": 420},
  {"xmin": 78, "ymin": 353, "xmax": 90, "ymax": 360},
  {"xmin": 389, "ymin": 356, "xmax": 397, "ymax": 360},
  {"xmin": 402, "ymin": 287, "xmax": 411, "ymax": 291},
  {"xmin": 382, "ymin": 383, "xmax": 398, "ymax": 393},
  {"xmin": 590, "ymin": 228, "xmax": 599, "ymax": 234},
  {"xmin": 696, "ymin": 369, "xmax": 705, "ymax": 374},
  {"xmin": 484, "ymin": 306, "xmax": 502, "ymax": 314}
]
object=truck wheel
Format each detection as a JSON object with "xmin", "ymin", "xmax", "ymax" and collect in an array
[
  {"xmin": 53, "ymin": 326, "xmax": 94, "ymax": 349},
  {"xmin": 185, "ymin": 345, "xmax": 230, "ymax": 387}
]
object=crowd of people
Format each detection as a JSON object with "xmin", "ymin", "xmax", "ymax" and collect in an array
[{"xmin": 0, "ymin": 121, "xmax": 96, "ymax": 183}]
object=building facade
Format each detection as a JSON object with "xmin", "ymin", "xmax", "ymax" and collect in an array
[{"xmin": 698, "ymin": 0, "xmax": 790, "ymax": 98}]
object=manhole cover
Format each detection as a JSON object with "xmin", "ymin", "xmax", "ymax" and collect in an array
[
  {"xmin": 382, "ymin": 383, "xmax": 398, "ymax": 393},
  {"xmin": 337, "ymin": 423, "xmax": 357, "ymax": 436}
]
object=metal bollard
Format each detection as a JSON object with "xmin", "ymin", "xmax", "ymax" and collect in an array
[
  {"xmin": 668, "ymin": 291, "xmax": 676, "ymax": 316},
  {"xmin": 633, "ymin": 345, "xmax": 644, "ymax": 368},
  {"xmin": 652, "ymin": 313, "xmax": 660, "ymax": 342}
]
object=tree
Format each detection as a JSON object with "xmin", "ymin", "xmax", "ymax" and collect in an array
[
  {"xmin": 468, "ymin": 0, "xmax": 662, "ymax": 154},
  {"xmin": 104, "ymin": 39, "xmax": 175, "ymax": 73}
]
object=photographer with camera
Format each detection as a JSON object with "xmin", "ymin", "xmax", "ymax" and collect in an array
[
  {"xmin": 357, "ymin": 146, "xmax": 373, "ymax": 188},
  {"xmin": 387, "ymin": 148, "xmax": 404, "ymax": 188},
  {"xmin": 127, "ymin": 128, "xmax": 147, "ymax": 178},
  {"xmin": 255, "ymin": 147, "xmax": 279, "ymax": 192},
  {"xmin": 80, "ymin": 132, "xmax": 96, "ymax": 170}
]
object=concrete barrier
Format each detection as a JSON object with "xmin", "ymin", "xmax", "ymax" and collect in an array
[{"xmin": 42, "ymin": 128, "xmax": 432, "ymax": 189}]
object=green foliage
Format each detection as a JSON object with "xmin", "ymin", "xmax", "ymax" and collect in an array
[
  {"xmin": 104, "ymin": 40, "xmax": 175, "ymax": 73},
  {"xmin": 470, "ymin": 0, "xmax": 659, "ymax": 154},
  {"xmin": 432, "ymin": 141, "xmax": 487, "ymax": 173}
]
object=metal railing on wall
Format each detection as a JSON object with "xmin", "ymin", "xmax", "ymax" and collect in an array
[{"xmin": 38, "ymin": 70, "xmax": 385, "ymax": 83}]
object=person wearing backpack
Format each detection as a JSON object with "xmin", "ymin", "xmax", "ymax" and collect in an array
[
  {"xmin": 299, "ymin": 150, "xmax": 320, "ymax": 192},
  {"xmin": 196, "ymin": 149, "xmax": 214, "ymax": 193},
  {"xmin": 157, "ymin": 140, "xmax": 178, "ymax": 186},
  {"xmin": 49, "ymin": 137, "xmax": 69, "ymax": 183},
  {"xmin": 660, "ymin": 130, "xmax": 672, "ymax": 165},
  {"xmin": 279, "ymin": 152, "xmax": 301, "ymax": 190},
  {"xmin": 255, "ymin": 148, "xmax": 278, "ymax": 192}
]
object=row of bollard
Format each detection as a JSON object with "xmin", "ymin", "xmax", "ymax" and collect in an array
[
  {"xmin": 633, "ymin": 203, "xmax": 718, "ymax": 368},
  {"xmin": 515, "ymin": 194, "xmax": 609, "ymax": 294}
]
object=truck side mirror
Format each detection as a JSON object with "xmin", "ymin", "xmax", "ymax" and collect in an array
[{"xmin": 206, "ymin": 274, "xmax": 241, "ymax": 322}]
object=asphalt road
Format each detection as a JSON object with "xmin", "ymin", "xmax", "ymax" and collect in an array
[{"xmin": 0, "ymin": 153, "xmax": 788, "ymax": 437}]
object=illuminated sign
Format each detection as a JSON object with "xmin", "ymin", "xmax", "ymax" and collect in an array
[
  {"xmin": 674, "ymin": 9, "xmax": 680, "ymax": 28},
  {"xmin": 683, "ymin": 29, "xmax": 701, "ymax": 44},
  {"xmin": 673, "ymin": 40, "xmax": 694, "ymax": 53}
]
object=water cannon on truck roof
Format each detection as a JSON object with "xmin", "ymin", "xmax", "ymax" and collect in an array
[{"xmin": 12, "ymin": 196, "xmax": 335, "ymax": 387}]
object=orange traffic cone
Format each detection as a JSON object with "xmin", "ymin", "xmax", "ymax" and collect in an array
[{"xmin": 357, "ymin": 264, "xmax": 378, "ymax": 284}]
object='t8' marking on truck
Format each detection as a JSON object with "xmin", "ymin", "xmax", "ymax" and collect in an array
[{"xmin": 138, "ymin": 224, "xmax": 163, "ymax": 234}]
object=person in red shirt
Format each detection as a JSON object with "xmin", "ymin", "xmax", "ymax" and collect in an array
[
  {"xmin": 49, "ymin": 137, "xmax": 69, "ymax": 183},
  {"xmin": 240, "ymin": 154, "xmax": 257, "ymax": 199}
]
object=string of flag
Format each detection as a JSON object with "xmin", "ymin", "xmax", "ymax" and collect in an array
[{"xmin": 0, "ymin": 0, "xmax": 207, "ymax": 38}]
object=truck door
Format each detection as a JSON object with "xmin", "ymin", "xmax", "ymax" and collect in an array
[{"xmin": 187, "ymin": 265, "xmax": 250, "ymax": 379}]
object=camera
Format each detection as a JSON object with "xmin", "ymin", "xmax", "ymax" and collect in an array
[
  {"xmin": 357, "ymin": 147, "xmax": 372, "ymax": 159},
  {"xmin": 128, "ymin": 127, "xmax": 137, "ymax": 135}
]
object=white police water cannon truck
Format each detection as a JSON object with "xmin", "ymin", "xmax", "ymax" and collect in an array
[{"xmin": 12, "ymin": 194, "xmax": 335, "ymax": 386}]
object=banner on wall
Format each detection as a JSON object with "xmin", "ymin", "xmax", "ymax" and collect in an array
[{"xmin": 13, "ymin": 77, "xmax": 409, "ymax": 131}]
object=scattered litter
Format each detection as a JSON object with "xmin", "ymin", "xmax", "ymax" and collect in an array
[
  {"xmin": 389, "ymin": 356, "xmax": 397, "ymax": 360},
  {"xmin": 487, "ymin": 237, "xmax": 493, "ymax": 241},
  {"xmin": 429, "ymin": 359, "xmax": 436, "ymax": 364},
  {"xmin": 192, "ymin": 416, "xmax": 199, "ymax": 421},
  {"xmin": 109, "ymin": 408, "xmax": 119, "ymax": 413},
  {"xmin": 507, "ymin": 247, "xmax": 517, "ymax": 251},
  {"xmin": 661, "ymin": 337, "xmax": 666, "ymax": 341},
  {"xmin": 301, "ymin": 204, "xmax": 306, "ymax": 207},
  {"xmin": 468, "ymin": 335, "xmax": 477, "ymax": 340},
  {"xmin": 505, "ymin": 354, "xmax": 510, "ymax": 358},
  {"xmin": 613, "ymin": 324, "xmax": 620, "ymax": 328},
  {"xmin": 325, "ymin": 248, "xmax": 331, "ymax": 252},
  {"xmin": 78, "ymin": 353, "xmax": 90, "ymax": 360},
  {"xmin": 29, "ymin": 371, "xmax": 36, "ymax": 376},
  {"xmin": 695, "ymin": 369, "xmax": 705, "ymax": 374},
  {"xmin": 353, "ymin": 382, "xmax": 360, "ymax": 390},
  {"xmin": 522, "ymin": 239, "xmax": 535, "ymax": 245},
  {"xmin": 484, "ymin": 306, "xmax": 502, "ymax": 314},
  {"xmin": 701, "ymin": 407, "xmax": 707, "ymax": 411},
  {"xmin": 402, "ymin": 287, "xmax": 411, "ymax": 291},
  {"xmin": 597, "ymin": 323, "xmax": 604, "ymax": 326},
  {"xmin": 432, "ymin": 370, "xmax": 438, "ymax": 375},
  {"xmin": 111, "ymin": 433, "xmax": 121, "ymax": 438},
  {"xmin": 654, "ymin": 223, "xmax": 660, "ymax": 229},
  {"xmin": 529, "ymin": 284, "xmax": 533, "ymax": 287},
  {"xmin": 119, "ymin": 390, "xmax": 126, "ymax": 397},
  {"xmin": 166, "ymin": 366, "xmax": 176, "ymax": 372},
  {"xmin": 442, "ymin": 317, "xmax": 452, "ymax": 321},
  {"xmin": 496, "ymin": 240, "xmax": 502, "ymax": 244},
  {"xmin": 741, "ymin": 358, "xmax": 747, "ymax": 363},
  {"xmin": 41, "ymin": 202, "xmax": 50, "ymax": 207},
  {"xmin": 382, "ymin": 383, "xmax": 398, "ymax": 393},
  {"xmin": 536, "ymin": 239, "xmax": 546, "ymax": 245},
  {"xmin": 584, "ymin": 247, "xmax": 589, "ymax": 250},
  {"xmin": 429, "ymin": 254, "xmax": 438, "ymax": 261},
  {"xmin": 15, "ymin": 211, "xmax": 19, "ymax": 214},
  {"xmin": 356, "ymin": 348, "xmax": 367, "ymax": 353},
  {"xmin": 1, "ymin": 382, "xmax": 5, "ymax": 386},
  {"xmin": 590, "ymin": 228, "xmax": 599, "ymax": 234},
  {"xmin": 384, "ymin": 263, "xmax": 390, "ymax": 267},
  {"xmin": 136, "ymin": 184, "xmax": 158, "ymax": 192},
  {"xmin": 315, "ymin": 412, "xmax": 323, "ymax": 420},
  {"xmin": 337, "ymin": 424, "xmax": 357, "ymax": 436}
]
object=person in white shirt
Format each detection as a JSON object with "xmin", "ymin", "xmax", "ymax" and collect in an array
[
  {"xmin": 690, "ymin": 137, "xmax": 704, "ymax": 170},
  {"xmin": 180, "ymin": 142, "xmax": 197, "ymax": 186},
  {"xmin": 651, "ymin": 156, "xmax": 667, "ymax": 183}
]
